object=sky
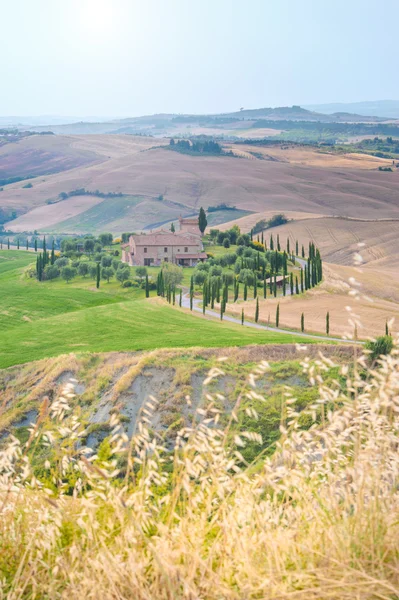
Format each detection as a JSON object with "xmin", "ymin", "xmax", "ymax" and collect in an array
[{"xmin": 1, "ymin": 0, "xmax": 398, "ymax": 117}]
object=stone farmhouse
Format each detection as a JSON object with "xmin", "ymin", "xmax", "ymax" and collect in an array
[{"xmin": 121, "ymin": 216, "xmax": 207, "ymax": 267}]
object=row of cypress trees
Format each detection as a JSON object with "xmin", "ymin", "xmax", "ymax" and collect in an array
[{"xmin": 2, "ymin": 237, "xmax": 41, "ymax": 252}]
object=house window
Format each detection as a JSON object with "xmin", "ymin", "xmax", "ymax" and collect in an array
[
  {"xmin": 164, "ymin": 247, "xmax": 167, "ymax": 252},
  {"xmin": 184, "ymin": 247, "xmax": 188, "ymax": 252},
  {"xmin": 144, "ymin": 247, "xmax": 147, "ymax": 253}
]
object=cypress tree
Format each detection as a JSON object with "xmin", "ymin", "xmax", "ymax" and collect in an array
[
  {"xmin": 241, "ymin": 308, "xmax": 244, "ymax": 325},
  {"xmin": 26, "ymin": 239, "xmax": 28, "ymax": 251},
  {"xmin": 295, "ymin": 275, "xmax": 299, "ymax": 295},
  {"xmin": 263, "ymin": 277, "xmax": 266, "ymax": 299},
  {"xmin": 7, "ymin": 238, "xmax": 10, "ymax": 250},
  {"xmin": 276, "ymin": 303, "xmax": 280, "ymax": 327},
  {"xmin": 304, "ymin": 266, "xmax": 308, "ymax": 290},
  {"xmin": 282, "ymin": 275, "xmax": 286, "ymax": 297},
  {"xmin": 295, "ymin": 240, "xmax": 298, "ymax": 256},
  {"xmin": 253, "ymin": 276, "xmax": 257, "ymax": 299},
  {"xmin": 273, "ymin": 273, "xmax": 277, "ymax": 297},
  {"xmin": 261, "ymin": 231, "xmax": 264, "ymax": 244},
  {"xmin": 220, "ymin": 300, "xmax": 223, "ymax": 320},
  {"xmin": 270, "ymin": 234, "xmax": 274, "ymax": 251},
  {"xmin": 283, "ymin": 252, "xmax": 287, "ymax": 276},
  {"xmin": 300, "ymin": 268, "xmax": 304, "ymax": 292},
  {"xmin": 17, "ymin": 239, "xmax": 19, "ymax": 250},
  {"xmin": 255, "ymin": 297, "xmax": 259, "ymax": 323},
  {"xmin": 244, "ymin": 282, "xmax": 247, "ymax": 301},
  {"xmin": 96, "ymin": 263, "xmax": 100, "ymax": 288},
  {"xmin": 34, "ymin": 238, "xmax": 37, "ymax": 252},
  {"xmin": 250, "ymin": 229, "xmax": 253, "ymax": 241},
  {"xmin": 385, "ymin": 320, "xmax": 389, "ymax": 336},
  {"xmin": 234, "ymin": 281, "xmax": 239, "ymax": 302},
  {"xmin": 286, "ymin": 237, "xmax": 290, "ymax": 253},
  {"xmin": 51, "ymin": 241, "xmax": 55, "ymax": 265},
  {"xmin": 301, "ymin": 312, "xmax": 304, "ymax": 332},
  {"xmin": 326, "ymin": 311, "xmax": 330, "ymax": 335},
  {"xmin": 190, "ymin": 275, "xmax": 194, "ymax": 295},
  {"xmin": 179, "ymin": 288, "xmax": 182, "ymax": 307},
  {"xmin": 198, "ymin": 207, "xmax": 207, "ymax": 234},
  {"xmin": 43, "ymin": 236, "xmax": 46, "ymax": 256},
  {"xmin": 277, "ymin": 234, "xmax": 280, "ymax": 252},
  {"xmin": 0, "ymin": 240, "xmax": 2, "ymax": 249},
  {"xmin": 145, "ymin": 274, "xmax": 149, "ymax": 298},
  {"xmin": 172, "ymin": 286, "xmax": 175, "ymax": 305},
  {"xmin": 290, "ymin": 272, "xmax": 294, "ymax": 296},
  {"xmin": 203, "ymin": 283, "xmax": 207, "ymax": 314},
  {"xmin": 302, "ymin": 244, "xmax": 305, "ymax": 258},
  {"xmin": 190, "ymin": 289, "xmax": 193, "ymax": 310}
]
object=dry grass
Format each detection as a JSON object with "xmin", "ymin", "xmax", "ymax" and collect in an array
[
  {"xmin": 1, "ymin": 338, "xmax": 399, "ymax": 598},
  {"xmin": 226, "ymin": 143, "xmax": 394, "ymax": 169}
]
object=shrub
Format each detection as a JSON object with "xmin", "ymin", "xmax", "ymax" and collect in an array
[
  {"xmin": 44, "ymin": 265, "xmax": 60, "ymax": 280},
  {"xmin": 54, "ymin": 257, "xmax": 69, "ymax": 268},
  {"xmin": 101, "ymin": 255, "xmax": 112, "ymax": 268},
  {"xmin": 365, "ymin": 335, "xmax": 393, "ymax": 363}
]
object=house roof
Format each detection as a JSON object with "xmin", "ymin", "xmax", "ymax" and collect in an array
[{"xmin": 132, "ymin": 230, "xmax": 201, "ymax": 247}]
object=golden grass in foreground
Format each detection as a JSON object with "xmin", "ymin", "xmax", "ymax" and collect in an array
[{"xmin": 1, "ymin": 342, "xmax": 399, "ymax": 599}]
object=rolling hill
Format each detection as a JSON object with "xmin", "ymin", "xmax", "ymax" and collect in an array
[{"xmin": 2, "ymin": 134, "xmax": 399, "ymax": 234}]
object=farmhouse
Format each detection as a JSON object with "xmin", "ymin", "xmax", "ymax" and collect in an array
[{"xmin": 121, "ymin": 216, "xmax": 207, "ymax": 267}]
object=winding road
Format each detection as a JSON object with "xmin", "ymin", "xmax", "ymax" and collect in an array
[{"xmin": 180, "ymin": 261, "xmax": 361, "ymax": 347}]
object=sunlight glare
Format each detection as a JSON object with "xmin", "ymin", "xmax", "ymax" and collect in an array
[{"xmin": 79, "ymin": 0, "xmax": 115, "ymax": 36}]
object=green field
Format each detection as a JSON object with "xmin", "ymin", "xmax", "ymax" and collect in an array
[{"xmin": 0, "ymin": 251, "xmax": 313, "ymax": 369}]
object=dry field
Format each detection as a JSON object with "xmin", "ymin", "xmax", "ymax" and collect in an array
[
  {"xmin": 0, "ymin": 134, "xmax": 102, "ymax": 179},
  {"xmin": 226, "ymin": 143, "xmax": 394, "ymax": 169},
  {"xmin": 3, "ymin": 135, "xmax": 399, "ymax": 233},
  {"xmin": 7, "ymin": 194, "xmax": 105, "ymax": 232},
  {"xmin": 246, "ymin": 216, "xmax": 399, "ymax": 267}
]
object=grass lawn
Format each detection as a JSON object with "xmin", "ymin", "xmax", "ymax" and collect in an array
[{"xmin": 0, "ymin": 250, "xmax": 314, "ymax": 369}]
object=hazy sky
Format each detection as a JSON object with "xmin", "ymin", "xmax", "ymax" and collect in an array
[{"xmin": 1, "ymin": 0, "xmax": 398, "ymax": 117}]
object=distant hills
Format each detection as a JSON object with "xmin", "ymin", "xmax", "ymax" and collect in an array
[
  {"xmin": 1, "ymin": 101, "xmax": 398, "ymax": 132},
  {"xmin": 5, "ymin": 104, "xmax": 394, "ymax": 137},
  {"xmin": 304, "ymin": 100, "xmax": 399, "ymax": 119}
]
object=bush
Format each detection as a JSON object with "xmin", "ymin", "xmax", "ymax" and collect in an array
[
  {"xmin": 54, "ymin": 257, "xmax": 69, "ymax": 268},
  {"xmin": 238, "ymin": 268, "xmax": 254, "ymax": 285},
  {"xmin": 22, "ymin": 182, "xmax": 33, "ymax": 188},
  {"xmin": 44, "ymin": 265, "xmax": 60, "ymax": 280},
  {"xmin": 122, "ymin": 280, "xmax": 133, "ymax": 287},
  {"xmin": 136, "ymin": 266, "xmax": 148, "ymax": 280},
  {"xmin": 223, "ymin": 238, "xmax": 230, "ymax": 248},
  {"xmin": 365, "ymin": 335, "xmax": 393, "ymax": 363},
  {"xmin": 194, "ymin": 271, "xmax": 206, "ymax": 286},
  {"xmin": 101, "ymin": 255, "xmax": 112, "ymax": 268},
  {"xmin": 237, "ymin": 234, "xmax": 250, "ymax": 246}
]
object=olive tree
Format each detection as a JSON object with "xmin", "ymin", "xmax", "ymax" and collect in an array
[{"xmin": 61, "ymin": 265, "xmax": 77, "ymax": 283}]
